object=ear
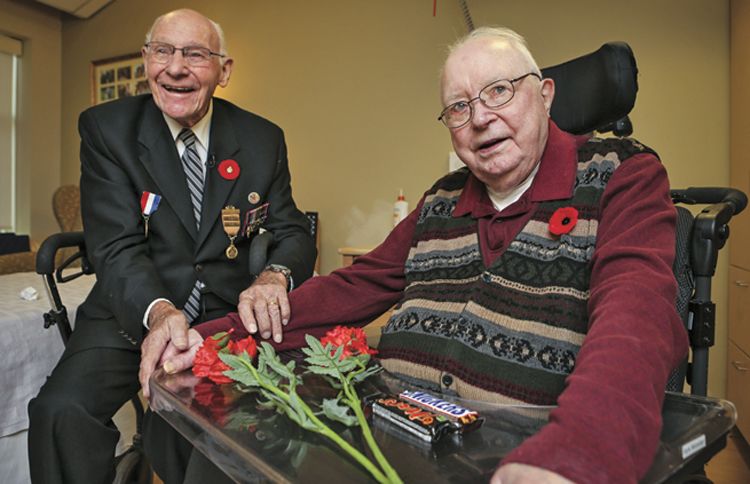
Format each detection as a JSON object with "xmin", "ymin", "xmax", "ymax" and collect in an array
[
  {"xmin": 218, "ymin": 57, "xmax": 234, "ymax": 88},
  {"xmin": 540, "ymin": 78, "xmax": 555, "ymax": 114}
]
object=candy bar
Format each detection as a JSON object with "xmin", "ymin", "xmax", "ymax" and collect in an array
[
  {"xmin": 372, "ymin": 396, "xmax": 453, "ymax": 443},
  {"xmin": 399, "ymin": 390, "xmax": 481, "ymax": 426}
]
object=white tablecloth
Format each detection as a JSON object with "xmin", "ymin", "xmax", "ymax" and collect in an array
[{"xmin": 0, "ymin": 271, "xmax": 94, "ymax": 437}]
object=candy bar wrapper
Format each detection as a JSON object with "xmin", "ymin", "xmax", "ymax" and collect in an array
[
  {"xmin": 399, "ymin": 390, "xmax": 484, "ymax": 430},
  {"xmin": 372, "ymin": 396, "xmax": 453, "ymax": 443},
  {"xmin": 371, "ymin": 393, "xmax": 483, "ymax": 444}
]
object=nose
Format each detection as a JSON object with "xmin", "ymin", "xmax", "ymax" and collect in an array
[
  {"xmin": 165, "ymin": 51, "xmax": 189, "ymax": 75},
  {"xmin": 470, "ymin": 99, "xmax": 497, "ymax": 128}
]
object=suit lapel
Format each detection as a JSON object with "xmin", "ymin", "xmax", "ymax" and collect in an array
[
  {"xmin": 197, "ymin": 101, "xmax": 241, "ymax": 249},
  {"xmin": 137, "ymin": 101, "xmax": 198, "ymax": 240}
]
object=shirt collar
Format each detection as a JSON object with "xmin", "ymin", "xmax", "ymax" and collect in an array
[
  {"xmin": 454, "ymin": 119, "xmax": 586, "ymax": 218},
  {"xmin": 163, "ymin": 100, "xmax": 213, "ymax": 150}
]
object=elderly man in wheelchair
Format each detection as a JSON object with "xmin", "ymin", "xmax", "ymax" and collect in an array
[{"xmin": 133, "ymin": 26, "xmax": 746, "ymax": 484}]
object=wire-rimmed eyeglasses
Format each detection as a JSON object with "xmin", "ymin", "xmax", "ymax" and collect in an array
[
  {"xmin": 438, "ymin": 72, "xmax": 542, "ymax": 129},
  {"xmin": 144, "ymin": 41, "xmax": 225, "ymax": 67}
]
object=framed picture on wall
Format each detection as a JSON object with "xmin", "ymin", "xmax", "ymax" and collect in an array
[{"xmin": 91, "ymin": 53, "xmax": 150, "ymax": 105}]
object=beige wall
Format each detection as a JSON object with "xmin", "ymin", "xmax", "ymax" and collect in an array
[
  {"xmin": 0, "ymin": 0, "xmax": 61, "ymax": 239},
  {"xmin": 59, "ymin": 1, "xmax": 730, "ymax": 395}
]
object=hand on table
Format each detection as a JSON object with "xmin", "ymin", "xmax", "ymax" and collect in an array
[
  {"xmin": 237, "ymin": 269, "xmax": 289, "ymax": 343},
  {"xmin": 160, "ymin": 328, "xmax": 204, "ymax": 374},
  {"xmin": 139, "ymin": 301, "xmax": 191, "ymax": 398},
  {"xmin": 491, "ymin": 463, "xmax": 575, "ymax": 484}
]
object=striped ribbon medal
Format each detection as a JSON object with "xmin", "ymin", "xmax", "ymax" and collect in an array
[{"xmin": 140, "ymin": 191, "xmax": 162, "ymax": 238}]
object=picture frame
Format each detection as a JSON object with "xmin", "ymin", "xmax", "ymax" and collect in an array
[{"xmin": 91, "ymin": 53, "xmax": 150, "ymax": 105}]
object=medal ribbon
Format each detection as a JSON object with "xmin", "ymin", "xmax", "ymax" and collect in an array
[{"xmin": 140, "ymin": 191, "xmax": 162, "ymax": 216}]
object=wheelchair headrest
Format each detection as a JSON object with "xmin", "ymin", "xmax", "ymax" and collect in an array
[{"xmin": 541, "ymin": 42, "xmax": 638, "ymax": 136}]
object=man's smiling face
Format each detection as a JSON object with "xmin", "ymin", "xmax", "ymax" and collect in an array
[{"xmin": 143, "ymin": 10, "xmax": 232, "ymax": 127}]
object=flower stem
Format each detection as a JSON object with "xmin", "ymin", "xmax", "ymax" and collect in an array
[
  {"xmin": 237, "ymin": 358, "xmax": 392, "ymax": 483},
  {"xmin": 342, "ymin": 381, "xmax": 403, "ymax": 484}
]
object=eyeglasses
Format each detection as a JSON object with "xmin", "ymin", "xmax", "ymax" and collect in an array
[
  {"xmin": 144, "ymin": 41, "xmax": 225, "ymax": 67},
  {"xmin": 438, "ymin": 72, "xmax": 542, "ymax": 129}
]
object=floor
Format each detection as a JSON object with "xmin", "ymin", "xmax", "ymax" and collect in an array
[{"xmin": 706, "ymin": 428, "xmax": 750, "ymax": 483}]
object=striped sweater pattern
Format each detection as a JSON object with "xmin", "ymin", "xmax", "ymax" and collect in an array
[{"xmin": 378, "ymin": 137, "xmax": 655, "ymax": 405}]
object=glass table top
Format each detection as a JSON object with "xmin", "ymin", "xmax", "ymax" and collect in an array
[{"xmin": 150, "ymin": 362, "xmax": 736, "ymax": 484}]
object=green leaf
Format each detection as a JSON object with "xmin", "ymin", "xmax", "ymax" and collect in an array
[
  {"xmin": 321, "ymin": 398, "xmax": 359, "ymax": 427},
  {"xmin": 258, "ymin": 342, "xmax": 296, "ymax": 381},
  {"xmin": 306, "ymin": 365, "xmax": 343, "ymax": 378},
  {"xmin": 257, "ymin": 389, "xmax": 289, "ymax": 413},
  {"xmin": 350, "ymin": 364, "xmax": 383, "ymax": 384},
  {"xmin": 223, "ymin": 368, "xmax": 259, "ymax": 387},
  {"xmin": 304, "ymin": 334, "xmax": 324, "ymax": 351},
  {"xmin": 218, "ymin": 353, "xmax": 259, "ymax": 387},
  {"xmin": 288, "ymin": 392, "xmax": 318, "ymax": 431}
]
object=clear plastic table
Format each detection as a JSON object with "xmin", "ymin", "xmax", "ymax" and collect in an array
[{"xmin": 150, "ymin": 362, "xmax": 736, "ymax": 484}]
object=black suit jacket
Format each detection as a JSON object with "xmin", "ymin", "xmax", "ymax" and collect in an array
[{"xmin": 71, "ymin": 95, "xmax": 315, "ymax": 353}]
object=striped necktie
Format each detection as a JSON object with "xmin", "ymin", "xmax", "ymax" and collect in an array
[{"xmin": 178, "ymin": 128, "xmax": 204, "ymax": 323}]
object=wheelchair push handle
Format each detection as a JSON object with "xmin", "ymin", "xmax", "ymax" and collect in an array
[{"xmin": 671, "ymin": 187, "xmax": 748, "ymax": 215}]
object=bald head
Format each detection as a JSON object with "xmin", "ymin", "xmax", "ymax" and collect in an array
[
  {"xmin": 142, "ymin": 8, "xmax": 234, "ymax": 127},
  {"xmin": 146, "ymin": 9, "xmax": 227, "ymax": 57}
]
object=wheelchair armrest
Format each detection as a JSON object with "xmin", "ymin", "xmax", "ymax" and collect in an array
[
  {"xmin": 671, "ymin": 187, "xmax": 748, "ymax": 215},
  {"xmin": 36, "ymin": 231, "xmax": 93, "ymax": 282},
  {"xmin": 672, "ymin": 187, "xmax": 748, "ymax": 277}
]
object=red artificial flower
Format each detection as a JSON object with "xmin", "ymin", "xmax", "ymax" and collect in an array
[
  {"xmin": 218, "ymin": 159, "xmax": 240, "ymax": 180},
  {"xmin": 321, "ymin": 325, "xmax": 378, "ymax": 360},
  {"xmin": 193, "ymin": 330, "xmax": 257, "ymax": 384},
  {"xmin": 548, "ymin": 206, "xmax": 579, "ymax": 236},
  {"xmin": 229, "ymin": 335, "xmax": 258, "ymax": 359}
]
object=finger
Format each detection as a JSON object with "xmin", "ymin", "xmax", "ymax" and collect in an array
[
  {"xmin": 266, "ymin": 299, "xmax": 284, "ymax": 343},
  {"xmin": 159, "ymin": 343, "xmax": 179, "ymax": 366},
  {"xmin": 238, "ymin": 296, "xmax": 258, "ymax": 334},
  {"xmin": 163, "ymin": 329, "xmax": 203, "ymax": 374},
  {"xmin": 164, "ymin": 343, "xmax": 201, "ymax": 374},
  {"xmin": 168, "ymin": 315, "xmax": 189, "ymax": 350},
  {"xmin": 255, "ymin": 299, "xmax": 272, "ymax": 339},
  {"xmin": 278, "ymin": 292, "xmax": 291, "ymax": 326}
]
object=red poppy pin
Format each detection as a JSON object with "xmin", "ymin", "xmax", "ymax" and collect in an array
[
  {"xmin": 218, "ymin": 159, "xmax": 240, "ymax": 180},
  {"xmin": 549, "ymin": 206, "xmax": 579, "ymax": 236}
]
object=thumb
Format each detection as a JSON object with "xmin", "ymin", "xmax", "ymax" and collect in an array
[{"xmin": 163, "ymin": 345, "xmax": 199, "ymax": 374}]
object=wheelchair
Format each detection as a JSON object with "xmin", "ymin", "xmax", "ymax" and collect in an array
[{"xmin": 36, "ymin": 43, "xmax": 744, "ymax": 484}]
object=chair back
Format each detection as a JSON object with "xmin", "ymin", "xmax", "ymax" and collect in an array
[
  {"xmin": 666, "ymin": 207, "xmax": 696, "ymax": 392},
  {"xmin": 542, "ymin": 42, "xmax": 638, "ymax": 136},
  {"xmin": 52, "ymin": 185, "xmax": 82, "ymax": 232}
]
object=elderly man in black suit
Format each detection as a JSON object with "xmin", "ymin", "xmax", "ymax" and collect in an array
[{"xmin": 28, "ymin": 9, "xmax": 316, "ymax": 484}]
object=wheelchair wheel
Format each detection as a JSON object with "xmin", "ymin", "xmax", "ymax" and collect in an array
[{"xmin": 112, "ymin": 447, "xmax": 152, "ymax": 484}]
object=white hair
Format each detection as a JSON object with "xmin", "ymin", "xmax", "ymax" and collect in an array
[{"xmin": 445, "ymin": 26, "xmax": 541, "ymax": 76}]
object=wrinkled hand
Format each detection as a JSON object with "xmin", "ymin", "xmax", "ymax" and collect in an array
[
  {"xmin": 160, "ymin": 328, "xmax": 204, "ymax": 374},
  {"xmin": 139, "ymin": 301, "xmax": 189, "ymax": 398},
  {"xmin": 491, "ymin": 464, "xmax": 575, "ymax": 484},
  {"xmin": 237, "ymin": 269, "xmax": 289, "ymax": 343}
]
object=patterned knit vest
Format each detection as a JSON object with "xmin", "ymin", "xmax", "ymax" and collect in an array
[{"xmin": 378, "ymin": 137, "xmax": 657, "ymax": 405}]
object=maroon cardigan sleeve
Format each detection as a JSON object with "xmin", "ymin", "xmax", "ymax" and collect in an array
[
  {"xmin": 194, "ymin": 199, "xmax": 423, "ymax": 348},
  {"xmin": 501, "ymin": 153, "xmax": 689, "ymax": 483}
]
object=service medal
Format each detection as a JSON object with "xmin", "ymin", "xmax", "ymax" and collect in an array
[
  {"xmin": 221, "ymin": 205, "xmax": 241, "ymax": 259},
  {"xmin": 243, "ymin": 202, "xmax": 270, "ymax": 237},
  {"xmin": 140, "ymin": 191, "xmax": 162, "ymax": 238}
]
